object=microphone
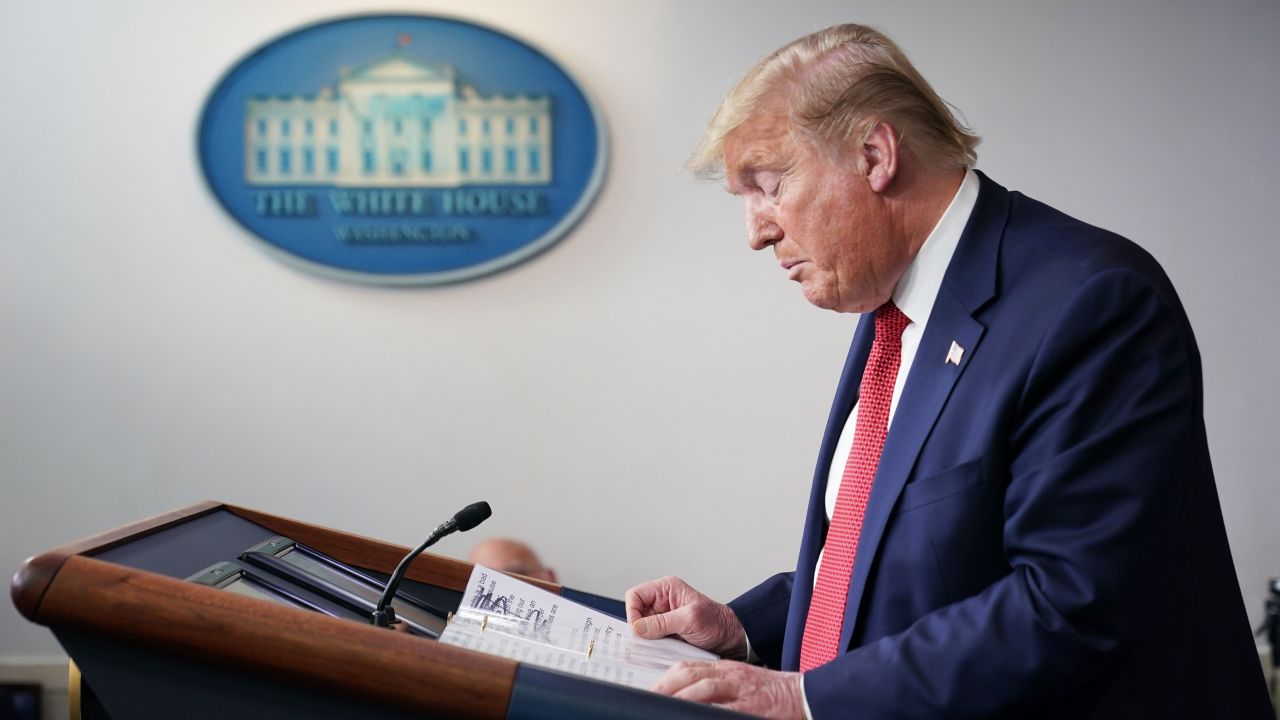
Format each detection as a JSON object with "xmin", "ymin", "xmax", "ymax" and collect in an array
[{"xmin": 372, "ymin": 501, "xmax": 492, "ymax": 628}]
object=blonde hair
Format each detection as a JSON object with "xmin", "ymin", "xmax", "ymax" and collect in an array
[{"xmin": 689, "ymin": 24, "xmax": 979, "ymax": 177}]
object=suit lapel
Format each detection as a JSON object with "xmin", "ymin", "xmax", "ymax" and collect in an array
[{"xmin": 836, "ymin": 172, "xmax": 1010, "ymax": 650}]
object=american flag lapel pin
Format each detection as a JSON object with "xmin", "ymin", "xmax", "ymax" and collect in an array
[{"xmin": 946, "ymin": 341, "xmax": 964, "ymax": 366}]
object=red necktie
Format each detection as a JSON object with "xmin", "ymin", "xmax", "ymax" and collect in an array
[{"xmin": 799, "ymin": 301, "xmax": 910, "ymax": 672}]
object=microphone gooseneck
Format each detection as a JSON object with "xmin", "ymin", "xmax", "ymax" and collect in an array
[{"xmin": 372, "ymin": 501, "xmax": 492, "ymax": 628}]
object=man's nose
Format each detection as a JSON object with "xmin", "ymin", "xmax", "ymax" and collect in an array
[{"xmin": 745, "ymin": 203, "xmax": 782, "ymax": 251}]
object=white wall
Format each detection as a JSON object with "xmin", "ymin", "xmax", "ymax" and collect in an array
[{"xmin": 3, "ymin": 0, "xmax": 1278, "ymax": 661}]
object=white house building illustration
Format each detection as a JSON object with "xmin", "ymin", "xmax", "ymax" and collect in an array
[{"xmin": 244, "ymin": 52, "xmax": 552, "ymax": 187}]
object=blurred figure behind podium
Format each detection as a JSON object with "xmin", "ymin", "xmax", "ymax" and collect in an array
[{"xmin": 468, "ymin": 538, "xmax": 557, "ymax": 583}]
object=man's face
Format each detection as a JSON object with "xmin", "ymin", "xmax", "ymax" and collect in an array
[{"xmin": 722, "ymin": 110, "xmax": 906, "ymax": 314}]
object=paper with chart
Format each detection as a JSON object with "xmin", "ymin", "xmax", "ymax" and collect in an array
[{"xmin": 438, "ymin": 565, "xmax": 718, "ymax": 690}]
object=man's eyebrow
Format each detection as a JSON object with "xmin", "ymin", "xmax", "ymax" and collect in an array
[
  {"xmin": 735, "ymin": 148, "xmax": 773, "ymax": 174},
  {"xmin": 723, "ymin": 149, "xmax": 770, "ymax": 194},
  {"xmin": 724, "ymin": 149, "xmax": 790, "ymax": 195},
  {"xmin": 721, "ymin": 166, "xmax": 750, "ymax": 195}
]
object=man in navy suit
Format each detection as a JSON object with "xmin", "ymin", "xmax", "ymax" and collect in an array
[{"xmin": 625, "ymin": 24, "xmax": 1270, "ymax": 718}]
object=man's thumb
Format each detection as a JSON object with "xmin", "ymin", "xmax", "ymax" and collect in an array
[{"xmin": 633, "ymin": 612, "xmax": 672, "ymax": 639}]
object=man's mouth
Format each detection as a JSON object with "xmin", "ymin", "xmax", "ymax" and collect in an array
[{"xmin": 781, "ymin": 259, "xmax": 807, "ymax": 278}]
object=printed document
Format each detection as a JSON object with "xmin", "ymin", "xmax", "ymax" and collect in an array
[{"xmin": 438, "ymin": 565, "xmax": 718, "ymax": 690}]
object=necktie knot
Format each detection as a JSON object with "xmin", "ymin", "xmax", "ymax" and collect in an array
[{"xmin": 874, "ymin": 301, "xmax": 910, "ymax": 341}]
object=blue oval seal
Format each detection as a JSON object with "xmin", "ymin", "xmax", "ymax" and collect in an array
[{"xmin": 198, "ymin": 15, "xmax": 607, "ymax": 285}]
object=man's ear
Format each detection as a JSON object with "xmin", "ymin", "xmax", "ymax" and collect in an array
[{"xmin": 859, "ymin": 121, "xmax": 899, "ymax": 194}]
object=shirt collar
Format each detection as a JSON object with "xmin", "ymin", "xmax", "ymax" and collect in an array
[{"xmin": 892, "ymin": 168, "xmax": 980, "ymax": 326}]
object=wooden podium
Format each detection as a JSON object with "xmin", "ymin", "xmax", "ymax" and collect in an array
[{"xmin": 10, "ymin": 501, "xmax": 745, "ymax": 719}]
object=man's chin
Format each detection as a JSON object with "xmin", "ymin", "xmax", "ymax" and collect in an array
[
  {"xmin": 800, "ymin": 288, "xmax": 837, "ymax": 312},
  {"xmin": 801, "ymin": 287, "xmax": 860, "ymax": 314}
]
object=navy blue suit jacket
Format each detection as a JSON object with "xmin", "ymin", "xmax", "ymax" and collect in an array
[{"xmin": 728, "ymin": 173, "xmax": 1270, "ymax": 718}]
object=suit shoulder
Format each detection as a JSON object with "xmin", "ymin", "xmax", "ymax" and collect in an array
[
  {"xmin": 991, "ymin": 190, "xmax": 1197, "ymax": 360},
  {"xmin": 1002, "ymin": 191, "xmax": 1173, "ymax": 293}
]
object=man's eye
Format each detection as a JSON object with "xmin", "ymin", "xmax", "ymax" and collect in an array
[{"xmin": 759, "ymin": 176, "xmax": 781, "ymax": 198}]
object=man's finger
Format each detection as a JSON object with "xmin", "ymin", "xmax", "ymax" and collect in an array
[
  {"xmin": 673, "ymin": 677, "xmax": 735, "ymax": 705},
  {"xmin": 651, "ymin": 660, "xmax": 716, "ymax": 695},
  {"xmin": 623, "ymin": 587, "xmax": 647, "ymax": 623},
  {"xmin": 633, "ymin": 602, "xmax": 699, "ymax": 639},
  {"xmin": 625, "ymin": 585, "xmax": 663, "ymax": 622},
  {"xmin": 624, "ymin": 578, "xmax": 676, "ymax": 622}
]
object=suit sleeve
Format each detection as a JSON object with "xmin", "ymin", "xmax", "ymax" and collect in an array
[
  {"xmin": 804, "ymin": 268, "xmax": 1204, "ymax": 718},
  {"xmin": 728, "ymin": 572, "xmax": 795, "ymax": 668}
]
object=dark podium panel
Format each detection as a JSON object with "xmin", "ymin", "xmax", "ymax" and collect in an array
[{"xmin": 11, "ymin": 501, "xmax": 746, "ymax": 719}]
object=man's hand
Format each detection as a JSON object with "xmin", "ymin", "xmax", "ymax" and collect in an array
[
  {"xmin": 654, "ymin": 660, "xmax": 805, "ymax": 719},
  {"xmin": 625, "ymin": 576, "xmax": 748, "ymax": 659}
]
